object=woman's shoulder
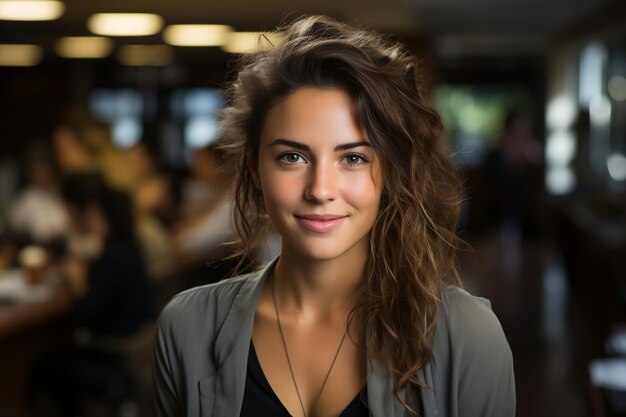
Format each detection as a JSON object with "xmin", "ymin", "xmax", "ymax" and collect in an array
[
  {"xmin": 157, "ymin": 270, "xmax": 262, "ymax": 329},
  {"xmin": 435, "ymin": 286, "xmax": 513, "ymax": 379},
  {"xmin": 437, "ymin": 286, "xmax": 509, "ymax": 349},
  {"xmin": 440, "ymin": 286, "xmax": 492, "ymax": 316},
  {"xmin": 430, "ymin": 287, "xmax": 516, "ymax": 415}
]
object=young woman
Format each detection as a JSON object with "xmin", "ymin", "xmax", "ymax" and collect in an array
[{"xmin": 153, "ymin": 15, "xmax": 515, "ymax": 417}]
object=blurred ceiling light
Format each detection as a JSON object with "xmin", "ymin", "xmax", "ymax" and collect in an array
[
  {"xmin": 579, "ymin": 43, "xmax": 607, "ymax": 108},
  {"xmin": 608, "ymin": 76, "xmax": 626, "ymax": 102},
  {"xmin": 88, "ymin": 13, "xmax": 163, "ymax": 36},
  {"xmin": 56, "ymin": 37, "xmax": 112, "ymax": 59},
  {"xmin": 0, "ymin": 0, "xmax": 64, "ymax": 21},
  {"xmin": 163, "ymin": 24, "xmax": 232, "ymax": 47},
  {"xmin": 546, "ymin": 130, "xmax": 576, "ymax": 167},
  {"xmin": 546, "ymin": 95, "xmax": 576, "ymax": 130},
  {"xmin": 546, "ymin": 167, "xmax": 575, "ymax": 195},
  {"xmin": 222, "ymin": 32, "xmax": 282, "ymax": 53},
  {"xmin": 118, "ymin": 44, "xmax": 174, "ymax": 66},
  {"xmin": 0, "ymin": 44, "xmax": 42, "ymax": 66},
  {"xmin": 607, "ymin": 153, "xmax": 626, "ymax": 181},
  {"xmin": 589, "ymin": 95, "xmax": 611, "ymax": 126}
]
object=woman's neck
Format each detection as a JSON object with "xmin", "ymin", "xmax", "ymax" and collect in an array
[{"xmin": 272, "ymin": 246, "xmax": 366, "ymax": 322}]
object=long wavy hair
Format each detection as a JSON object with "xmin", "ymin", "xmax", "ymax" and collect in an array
[{"xmin": 220, "ymin": 15, "xmax": 463, "ymax": 413}]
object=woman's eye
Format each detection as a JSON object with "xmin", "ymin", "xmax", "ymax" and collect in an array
[
  {"xmin": 279, "ymin": 152, "xmax": 304, "ymax": 164},
  {"xmin": 342, "ymin": 154, "xmax": 368, "ymax": 166}
]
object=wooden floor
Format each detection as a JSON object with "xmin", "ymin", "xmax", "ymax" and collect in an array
[{"xmin": 459, "ymin": 227, "xmax": 609, "ymax": 417}]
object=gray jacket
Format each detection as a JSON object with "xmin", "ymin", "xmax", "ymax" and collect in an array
[{"xmin": 153, "ymin": 259, "xmax": 515, "ymax": 417}]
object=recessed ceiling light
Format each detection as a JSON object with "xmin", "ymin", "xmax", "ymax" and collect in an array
[
  {"xmin": 55, "ymin": 37, "xmax": 113, "ymax": 59},
  {"xmin": 0, "ymin": 44, "xmax": 43, "ymax": 66},
  {"xmin": 87, "ymin": 13, "xmax": 164, "ymax": 37},
  {"xmin": 0, "ymin": 0, "xmax": 64, "ymax": 21},
  {"xmin": 222, "ymin": 32, "xmax": 282, "ymax": 54},
  {"xmin": 163, "ymin": 24, "xmax": 232, "ymax": 47},
  {"xmin": 117, "ymin": 44, "xmax": 174, "ymax": 66}
]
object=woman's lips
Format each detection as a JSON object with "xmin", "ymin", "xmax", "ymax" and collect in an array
[{"xmin": 295, "ymin": 214, "xmax": 347, "ymax": 233}]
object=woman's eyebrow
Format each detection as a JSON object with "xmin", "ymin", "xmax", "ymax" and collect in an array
[
  {"xmin": 269, "ymin": 138, "xmax": 309, "ymax": 151},
  {"xmin": 269, "ymin": 138, "xmax": 371, "ymax": 151},
  {"xmin": 334, "ymin": 141, "xmax": 371, "ymax": 151}
]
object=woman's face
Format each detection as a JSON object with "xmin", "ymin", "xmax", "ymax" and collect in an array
[{"xmin": 253, "ymin": 87, "xmax": 383, "ymax": 263}]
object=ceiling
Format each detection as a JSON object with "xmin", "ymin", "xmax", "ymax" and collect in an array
[{"xmin": 0, "ymin": 0, "xmax": 624, "ymax": 64}]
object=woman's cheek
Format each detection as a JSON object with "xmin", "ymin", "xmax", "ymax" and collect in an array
[{"xmin": 343, "ymin": 175, "xmax": 381, "ymax": 206}]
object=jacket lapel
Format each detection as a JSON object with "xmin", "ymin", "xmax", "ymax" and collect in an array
[
  {"xmin": 417, "ymin": 365, "xmax": 438, "ymax": 417},
  {"xmin": 367, "ymin": 360, "xmax": 439, "ymax": 417},
  {"xmin": 209, "ymin": 259, "xmax": 277, "ymax": 417},
  {"xmin": 367, "ymin": 359, "xmax": 402, "ymax": 416}
]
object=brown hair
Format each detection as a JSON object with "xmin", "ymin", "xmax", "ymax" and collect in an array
[{"xmin": 220, "ymin": 15, "xmax": 463, "ymax": 413}]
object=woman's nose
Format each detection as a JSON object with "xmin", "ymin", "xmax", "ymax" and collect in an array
[{"xmin": 304, "ymin": 161, "xmax": 338, "ymax": 203}]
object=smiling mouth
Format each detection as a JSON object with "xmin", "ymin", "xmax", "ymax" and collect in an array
[{"xmin": 294, "ymin": 214, "xmax": 347, "ymax": 233}]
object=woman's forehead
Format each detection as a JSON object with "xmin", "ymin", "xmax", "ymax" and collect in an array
[{"xmin": 259, "ymin": 87, "xmax": 368, "ymax": 146}]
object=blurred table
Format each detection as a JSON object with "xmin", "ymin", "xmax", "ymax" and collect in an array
[
  {"xmin": 0, "ymin": 267, "xmax": 74, "ymax": 416},
  {"xmin": 589, "ymin": 360, "xmax": 626, "ymax": 417},
  {"xmin": 0, "ymin": 267, "xmax": 72, "ymax": 340}
]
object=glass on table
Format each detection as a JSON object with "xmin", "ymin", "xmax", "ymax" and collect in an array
[{"xmin": 18, "ymin": 245, "xmax": 48, "ymax": 286}]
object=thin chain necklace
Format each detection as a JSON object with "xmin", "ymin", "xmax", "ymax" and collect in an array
[{"xmin": 271, "ymin": 276, "xmax": 349, "ymax": 417}]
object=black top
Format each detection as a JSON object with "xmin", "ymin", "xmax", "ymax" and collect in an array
[
  {"xmin": 240, "ymin": 341, "xmax": 369, "ymax": 417},
  {"xmin": 75, "ymin": 242, "xmax": 153, "ymax": 337}
]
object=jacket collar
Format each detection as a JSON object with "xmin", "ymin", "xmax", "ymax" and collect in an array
[
  {"xmin": 209, "ymin": 257, "xmax": 435, "ymax": 417},
  {"xmin": 211, "ymin": 258, "xmax": 275, "ymax": 417}
]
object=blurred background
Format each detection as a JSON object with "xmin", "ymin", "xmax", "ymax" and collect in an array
[{"xmin": 0, "ymin": 0, "xmax": 625, "ymax": 416}]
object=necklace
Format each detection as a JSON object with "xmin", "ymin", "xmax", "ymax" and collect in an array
[{"xmin": 271, "ymin": 276, "xmax": 349, "ymax": 417}]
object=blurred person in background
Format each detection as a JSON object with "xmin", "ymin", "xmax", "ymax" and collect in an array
[
  {"xmin": 482, "ymin": 109, "xmax": 545, "ymax": 272},
  {"xmin": 5, "ymin": 140, "xmax": 68, "ymax": 262},
  {"xmin": 53, "ymin": 109, "xmax": 133, "ymax": 192},
  {"xmin": 171, "ymin": 145, "xmax": 240, "ymax": 287},
  {"xmin": 123, "ymin": 141, "xmax": 176, "ymax": 284},
  {"xmin": 154, "ymin": 16, "xmax": 515, "ymax": 417},
  {"xmin": 53, "ymin": 110, "xmax": 175, "ymax": 284},
  {"xmin": 177, "ymin": 144, "xmax": 225, "ymax": 220},
  {"xmin": 484, "ymin": 108, "xmax": 543, "ymax": 273},
  {"xmin": 484, "ymin": 109, "xmax": 544, "ymax": 239},
  {"xmin": 124, "ymin": 141, "xmax": 176, "ymax": 226},
  {"xmin": 29, "ymin": 172, "xmax": 153, "ymax": 417}
]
